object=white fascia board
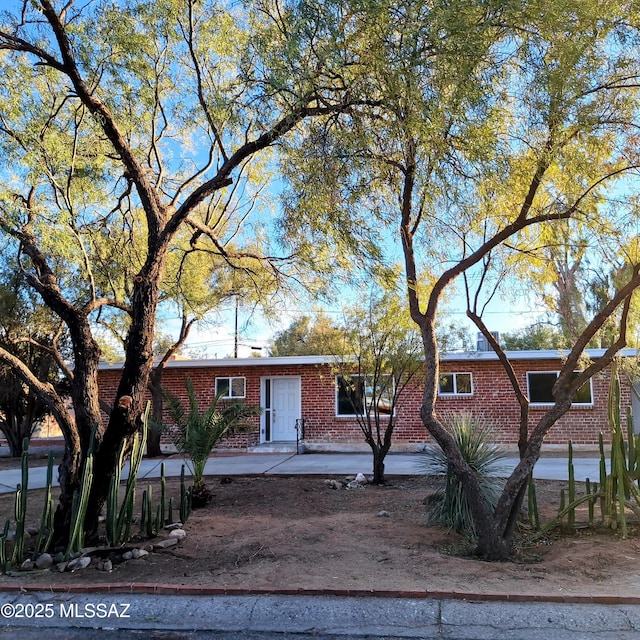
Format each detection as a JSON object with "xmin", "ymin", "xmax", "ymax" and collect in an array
[
  {"xmin": 98, "ymin": 355, "xmax": 340, "ymax": 371},
  {"xmin": 99, "ymin": 348, "xmax": 640, "ymax": 370},
  {"xmin": 440, "ymin": 348, "xmax": 640, "ymax": 362}
]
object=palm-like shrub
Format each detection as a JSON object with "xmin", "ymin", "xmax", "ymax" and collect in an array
[
  {"xmin": 420, "ymin": 413, "xmax": 507, "ymax": 537},
  {"xmin": 164, "ymin": 378, "xmax": 261, "ymax": 506}
]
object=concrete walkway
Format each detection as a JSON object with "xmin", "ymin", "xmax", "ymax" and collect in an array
[{"xmin": 0, "ymin": 449, "xmax": 606, "ymax": 494}]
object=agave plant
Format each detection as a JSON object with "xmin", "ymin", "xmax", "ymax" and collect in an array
[
  {"xmin": 420, "ymin": 413, "xmax": 507, "ymax": 537},
  {"xmin": 164, "ymin": 378, "xmax": 261, "ymax": 506}
]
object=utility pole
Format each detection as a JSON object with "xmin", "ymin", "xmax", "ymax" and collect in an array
[{"xmin": 234, "ymin": 295, "xmax": 239, "ymax": 358}]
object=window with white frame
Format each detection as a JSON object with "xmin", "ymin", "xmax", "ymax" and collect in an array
[
  {"xmin": 438, "ymin": 372, "xmax": 473, "ymax": 396},
  {"xmin": 215, "ymin": 376, "xmax": 246, "ymax": 399},
  {"xmin": 526, "ymin": 371, "xmax": 592, "ymax": 405},
  {"xmin": 336, "ymin": 374, "xmax": 394, "ymax": 416}
]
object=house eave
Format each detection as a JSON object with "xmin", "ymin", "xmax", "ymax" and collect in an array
[
  {"xmin": 440, "ymin": 347, "xmax": 640, "ymax": 361},
  {"xmin": 98, "ymin": 355, "xmax": 338, "ymax": 371},
  {"xmin": 98, "ymin": 348, "xmax": 640, "ymax": 371}
]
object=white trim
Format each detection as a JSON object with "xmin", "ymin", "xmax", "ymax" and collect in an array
[
  {"xmin": 98, "ymin": 348, "xmax": 640, "ymax": 371},
  {"xmin": 99, "ymin": 355, "xmax": 336, "ymax": 370},
  {"xmin": 438, "ymin": 372, "xmax": 474, "ymax": 396},
  {"xmin": 215, "ymin": 376, "xmax": 246, "ymax": 399},
  {"xmin": 440, "ymin": 348, "xmax": 639, "ymax": 361}
]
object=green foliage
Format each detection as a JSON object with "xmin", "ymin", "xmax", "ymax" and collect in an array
[
  {"xmin": 502, "ymin": 324, "xmax": 568, "ymax": 351},
  {"xmin": 420, "ymin": 414, "xmax": 507, "ymax": 537},
  {"xmin": 270, "ymin": 313, "xmax": 345, "ymax": 356},
  {"xmin": 334, "ymin": 288, "xmax": 423, "ymax": 483},
  {"xmin": 164, "ymin": 378, "xmax": 261, "ymax": 499},
  {"xmin": 534, "ymin": 361, "xmax": 640, "ymax": 539},
  {"xmin": 0, "ymin": 265, "xmax": 66, "ymax": 456}
]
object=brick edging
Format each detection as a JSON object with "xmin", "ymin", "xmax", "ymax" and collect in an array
[{"xmin": 0, "ymin": 583, "xmax": 638, "ymax": 605}]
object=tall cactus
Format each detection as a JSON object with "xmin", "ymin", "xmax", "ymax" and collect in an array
[
  {"xmin": 65, "ymin": 426, "xmax": 97, "ymax": 559},
  {"xmin": 567, "ymin": 440, "xmax": 576, "ymax": 530},
  {"xmin": 33, "ymin": 450, "xmax": 56, "ymax": 557},
  {"xmin": 106, "ymin": 402, "xmax": 151, "ymax": 545},
  {"xmin": 11, "ymin": 438, "xmax": 29, "ymax": 565},
  {"xmin": 0, "ymin": 520, "xmax": 10, "ymax": 574}
]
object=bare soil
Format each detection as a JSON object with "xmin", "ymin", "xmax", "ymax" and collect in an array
[{"xmin": 2, "ymin": 473, "xmax": 640, "ymax": 598}]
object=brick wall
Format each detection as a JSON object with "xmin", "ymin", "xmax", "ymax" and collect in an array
[
  {"xmin": 436, "ymin": 358, "xmax": 624, "ymax": 446},
  {"xmin": 97, "ymin": 357, "xmax": 629, "ymax": 450}
]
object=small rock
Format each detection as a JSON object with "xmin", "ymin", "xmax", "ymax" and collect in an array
[
  {"xmin": 67, "ymin": 556, "xmax": 91, "ymax": 571},
  {"xmin": 20, "ymin": 559, "xmax": 35, "ymax": 571},
  {"xmin": 325, "ymin": 479, "xmax": 343, "ymax": 490},
  {"xmin": 35, "ymin": 553, "xmax": 53, "ymax": 570},
  {"xmin": 103, "ymin": 559, "xmax": 113, "ymax": 572},
  {"xmin": 377, "ymin": 510, "xmax": 391, "ymax": 518},
  {"xmin": 122, "ymin": 551, "xmax": 133, "ymax": 561},
  {"xmin": 168, "ymin": 528, "xmax": 187, "ymax": 540},
  {"xmin": 57, "ymin": 561, "xmax": 68, "ymax": 573},
  {"xmin": 164, "ymin": 522, "xmax": 183, "ymax": 531},
  {"xmin": 132, "ymin": 548, "xmax": 149, "ymax": 559},
  {"xmin": 153, "ymin": 537, "xmax": 179, "ymax": 549},
  {"xmin": 26, "ymin": 526, "xmax": 40, "ymax": 537},
  {"xmin": 53, "ymin": 552, "xmax": 65, "ymax": 563}
]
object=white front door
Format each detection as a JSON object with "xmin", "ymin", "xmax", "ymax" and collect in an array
[{"xmin": 263, "ymin": 377, "xmax": 300, "ymax": 442}]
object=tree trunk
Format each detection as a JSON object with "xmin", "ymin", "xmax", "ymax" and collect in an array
[
  {"xmin": 146, "ymin": 370, "xmax": 164, "ymax": 458},
  {"xmin": 83, "ymin": 268, "xmax": 164, "ymax": 538},
  {"xmin": 371, "ymin": 446, "xmax": 387, "ymax": 484}
]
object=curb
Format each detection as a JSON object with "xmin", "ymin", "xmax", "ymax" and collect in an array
[
  {"xmin": 1, "ymin": 582, "xmax": 639, "ymax": 605},
  {"xmin": 2, "ymin": 590, "xmax": 640, "ymax": 639}
]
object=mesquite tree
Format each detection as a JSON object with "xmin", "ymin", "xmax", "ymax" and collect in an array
[
  {"xmin": 281, "ymin": 0, "xmax": 640, "ymax": 558},
  {"xmin": 336, "ymin": 291, "xmax": 422, "ymax": 484},
  {"xmin": 0, "ymin": 0, "xmax": 368, "ymax": 544}
]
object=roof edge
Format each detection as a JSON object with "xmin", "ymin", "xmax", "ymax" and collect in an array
[
  {"xmin": 98, "ymin": 355, "xmax": 338, "ymax": 371},
  {"xmin": 99, "ymin": 348, "xmax": 640, "ymax": 370}
]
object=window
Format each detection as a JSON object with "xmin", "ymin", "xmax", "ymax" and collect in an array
[
  {"xmin": 438, "ymin": 372, "xmax": 473, "ymax": 396},
  {"xmin": 527, "ymin": 371, "xmax": 592, "ymax": 405},
  {"xmin": 215, "ymin": 376, "xmax": 246, "ymax": 399},
  {"xmin": 336, "ymin": 375, "xmax": 394, "ymax": 416}
]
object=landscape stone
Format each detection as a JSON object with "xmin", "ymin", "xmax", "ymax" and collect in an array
[
  {"xmin": 20, "ymin": 559, "xmax": 34, "ymax": 571},
  {"xmin": 67, "ymin": 556, "xmax": 91, "ymax": 571},
  {"xmin": 35, "ymin": 553, "xmax": 53, "ymax": 569},
  {"xmin": 153, "ymin": 537, "xmax": 179, "ymax": 549}
]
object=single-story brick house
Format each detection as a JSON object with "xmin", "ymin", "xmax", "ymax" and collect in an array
[{"xmin": 97, "ymin": 348, "xmax": 639, "ymax": 453}]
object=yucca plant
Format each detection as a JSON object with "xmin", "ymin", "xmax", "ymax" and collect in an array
[
  {"xmin": 164, "ymin": 378, "xmax": 261, "ymax": 506},
  {"xmin": 420, "ymin": 413, "xmax": 507, "ymax": 537}
]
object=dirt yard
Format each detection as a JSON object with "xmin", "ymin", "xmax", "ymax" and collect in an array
[{"xmin": 2, "ymin": 473, "xmax": 640, "ymax": 598}]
